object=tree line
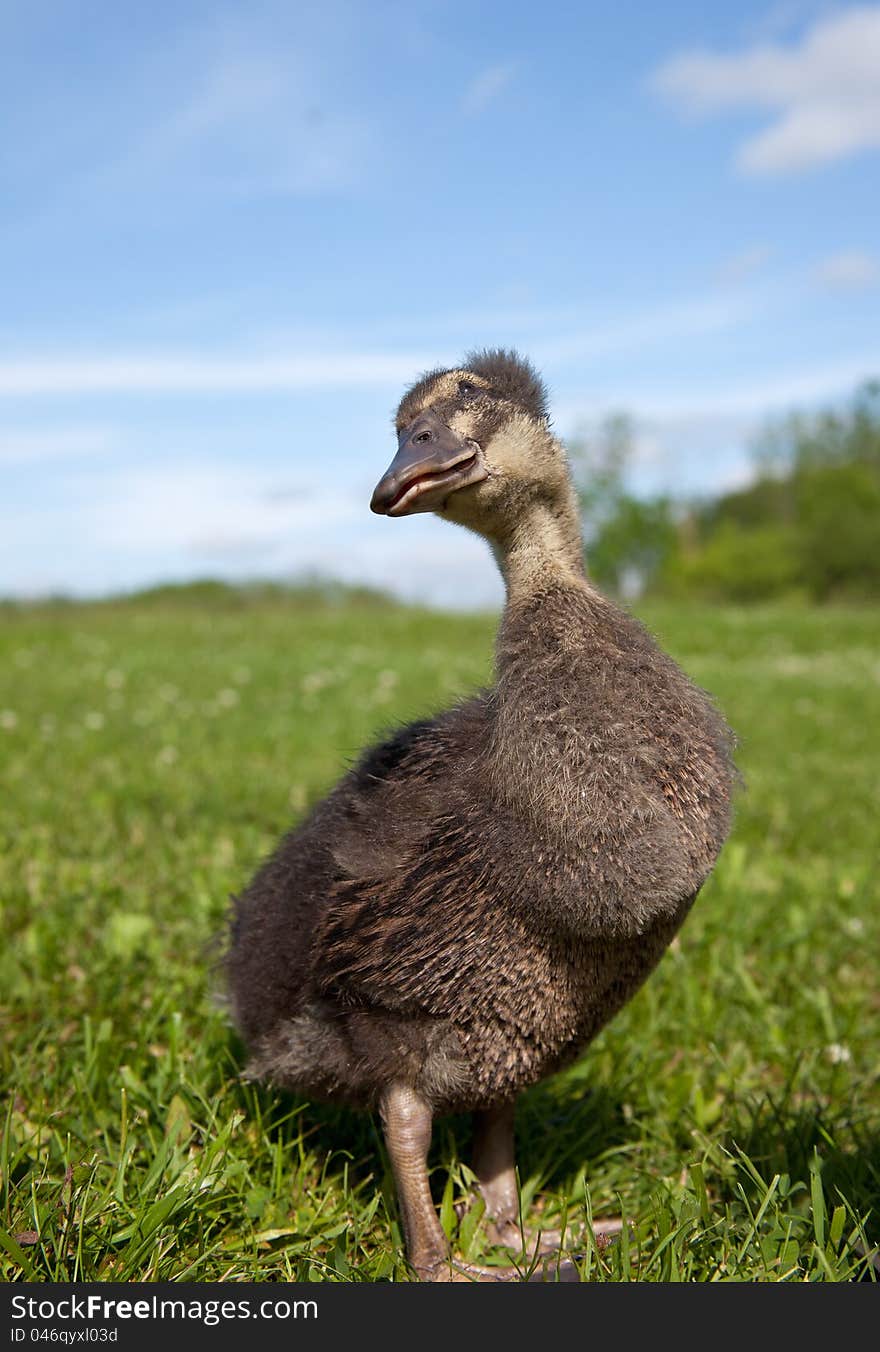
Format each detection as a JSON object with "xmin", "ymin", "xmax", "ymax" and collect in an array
[{"xmin": 570, "ymin": 379, "xmax": 880, "ymax": 602}]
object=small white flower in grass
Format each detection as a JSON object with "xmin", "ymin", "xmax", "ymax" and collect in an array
[
  {"xmin": 158, "ymin": 683, "xmax": 179, "ymax": 703},
  {"xmin": 0, "ymin": 710, "xmax": 18, "ymax": 730},
  {"xmin": 105, "ymin": 668, "xmax": 125, "ymax": 689},
  {"xmin": 214, "ymin": 837, "xmax": 235, "ymax": 866},
  {"xmin": 373, "ymin": 669, "xmax": 399, "ymax": 703},
  {"xmin": 842, "ymin": 915, "xmax": 863, "ymax": 934},
  {"xmin": 156, "ymin": 745, "xmax": 178, "ymax": 768},
  {"xmin": 216, "ymin": 688, "xmax": 239, "ymax": 708},
  {"xmin": 826, "ymin": 1043, "xmax": 852, "ymax": 1065},
  {"xmin": 84, "ymin": 712, "xmax": 105, "ymax": 731}
]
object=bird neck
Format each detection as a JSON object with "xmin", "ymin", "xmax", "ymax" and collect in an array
[{"xmin": 491, "ymin": 485, "xmax": 587, "ymax": 603}]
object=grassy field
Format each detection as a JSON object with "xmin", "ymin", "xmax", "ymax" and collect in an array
[{"xmin": 1, "ymin": 590, "xmax": 878, "ymax": 1282}]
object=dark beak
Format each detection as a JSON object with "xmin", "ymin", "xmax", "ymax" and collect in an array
[{"xmin": 370, "ymin": 410, "xmax": 481, "ymax": 516}]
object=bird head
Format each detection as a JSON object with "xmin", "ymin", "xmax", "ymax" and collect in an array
[{"xmin": 371, "ymin": 349, "xmax": 570, "ymax": 538}]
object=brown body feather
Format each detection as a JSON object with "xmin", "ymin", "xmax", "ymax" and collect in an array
[{"xmin": 229, "ymin": 579, "xmax": 736, "ymax": 1112}]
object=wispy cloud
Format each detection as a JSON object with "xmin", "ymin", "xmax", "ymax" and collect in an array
[
  {"xmin": 89, "ymin": 464, "xmax": 361, "ymax": 554},
  {"xmin": 0, "ymin": 424, "xmax": 120, "ymax": 465},
  {"xmin": 70, "ymin": 13, "xmax": 377, "ymax": 203},
  {"xmin": 651, "ymin": 5, "xmax": 880, "ymax": 173},
  {"xmin": 555, "ymin": 351, "xmax": 880, "ymax": 498},
  {"xmin": 131, "ymin": 54, "xmax": 371, "ymax": 197},
  {"xmin": 0, "ymin": 458, "xmax": 503, "ymax": 609},
  {"xmin": 714, "ymin": 245, "xmax": 773, "ymax": 286},
  {"xmin": 0, "ymin": 351, "xmax": 432, "ymax": 398},
  {"xmin": 814, "ymin": 250, "xmax": 880, "ymax": 289},
  {"xmin": 461, "ymin": 61, "xmax": 519, "ymax": 115},
  {"xmin": 554, "ymin": 351, "xmax": 880, "ymax": 426},
  {"xmin": 0, "ymin": 286, "xmax": 763, "ymax": 399},
  {"xmin": 541, "ymin": 289, "xmax": 763, "ymax": 364},
  {"xmin": 744, "ymin": 1, "xmax": 827, "ymax": 43}
]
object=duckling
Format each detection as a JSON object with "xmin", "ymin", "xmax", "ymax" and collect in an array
[{"xmin": 227, "ymin": 350, "xmax": 737, "ymax": 1281}]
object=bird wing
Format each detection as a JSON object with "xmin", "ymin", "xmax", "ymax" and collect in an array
[
  {"xmin": 324, "ymin": 694, "xmax": 489, "ymax": 882},
  {"xmin": 313, "ymin": 816, "xmax": 499, "ymax": 1019},
  {"xmin": 309, "ymin": 693, "xmax": 515, "ymax": 1019}
]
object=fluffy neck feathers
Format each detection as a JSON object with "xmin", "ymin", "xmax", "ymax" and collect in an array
[{"xmin": 491, "ymin": 483, "xmax": 587, "ymax": 603}]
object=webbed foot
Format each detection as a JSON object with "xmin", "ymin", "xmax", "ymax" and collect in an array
[
  {"xmin": 417, "ymin": 1254, "xmax": 584, "ymax": 1282},
  {"xmin": 485, "ymin": 1214, "xmax": 624, "ymax": 1253}
]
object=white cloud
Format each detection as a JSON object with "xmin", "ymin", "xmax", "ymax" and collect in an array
[
  {"xmin": 133, "ymin": 53, "xmax": 371, "ymax": 197},
  {"xmin": 83, "ymin": 463, "xmax": 359, "ymax": 555},
  {"xmin": 0, "ymin": 424, "xmax": 119, "ymax": 465},
  {"xmin": 652, "ymin": 6, "xmax": 880, "ymax": 173},
  {"xmin": 559, "ymin": 405, "xmax": 771, "ymax": 499},
  {"xmin": 323, "ymin": 519, "xmax": 503, "ymax": 610},
  {"xmin": 4, "ymin": 343, "xmax": 879, "ymax": 604},
  {"xmin": 71, "ymin": 13, "xmax": 377, "ymax": 202},
  {"xmin": 814, "ymin": 250, "xmax": 880, "ymax": 288},
  {"xmin": 0, "ymin": 457, "xmax": 503, "ymax": 609},
  {"xmin": 714, "ymin": 245, "xmax": 773, "ymax": 285},
  {"xmin": 715, "ymin": 456, "xmax": 759, "ymax": 494},
  {"xmin": 553, "ymin": 352, "xmax": 880, "ymax": 435},
  {"xmin": 0, "ymin": 350, "xmax": 433, "ymax": 398},
  {"xmin": 745, "ymin": 1, "xmax": 827, "ymax": 43},
  {"xmin": 542, "ymin": 289, "xmax": 762, "ymax": 364},
  {"xmin": 0, "ymin": 288, "xmax": 759, "ymax": 400},
  {"xmin": 461, "ymin": 62, "xmax": 519, "ymax": 115}
]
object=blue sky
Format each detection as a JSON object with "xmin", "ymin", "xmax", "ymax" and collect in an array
[{"xmin": 2, "ymin": 0, "xmax": 879, "ymax": 606}]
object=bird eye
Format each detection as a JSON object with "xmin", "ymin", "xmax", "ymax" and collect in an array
[{"xmin": 458, "ymin": 380, "xmax": 477, "ymax": 396}]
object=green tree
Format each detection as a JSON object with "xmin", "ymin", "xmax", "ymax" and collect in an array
[
  {"xmin": 679, "ymin": 378, "xmax": 880, "ymax": 602},
  {"xmin": 665, "ymin": 521, "xmax": 801, "ymax": 602},
  {"xmin": 568, "ymin": 379, "xmax": 880, "ymax": 602},
  {"xmin": 796, "ymin": 461, "xmax": 880, "ymax": 599},
  {"xmin": 567, "ymin": 414, "xmax": 676, "ymax": 596}
]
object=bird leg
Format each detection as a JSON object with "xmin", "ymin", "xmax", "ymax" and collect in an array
[
  {"xmin": 380, "ymin": 1083, "xmax": 449, "ymax": 1280},
  {"xmin": 471, "ymin": 1101, "xmax": 624, "ymax": 1257},
  {"xmin": 380, "ymin": 1083, "xmax": 537, "ymax": 1281},
  {"xmin": 471, "ymin": 1101, "xmax": 524, "ymax": 1249}
]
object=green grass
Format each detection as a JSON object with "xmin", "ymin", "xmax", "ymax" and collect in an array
[{"xmin": 1, "ymin": 592, "xmax": 878, "ymax": 1282}]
